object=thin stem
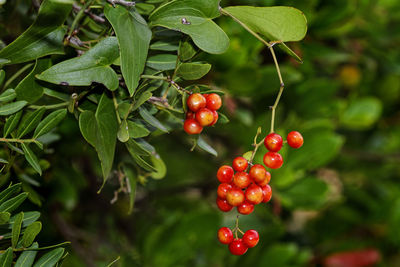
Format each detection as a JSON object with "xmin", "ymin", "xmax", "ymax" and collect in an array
[
  {"xmin": 13, "ymin": 242, "xmax": 71, "ymax": 252},
  {"xmin": 268, "ymin": 46, "xmax": 284, "ymax": 133},
  {"xmin": 112, "ymin": 92, "xmax": 122, "ymax": 124},
  {"xmin": 3, "ymin": 63, "xmax": 34, "ymax": 89},
  {"xmin": 72, "ymin": 3, "xmax": 105, "ymax": 24},
  {"xmin": 67, "ymin": 0, "xmax": 94, "ymax": 41},
  {"xmin": 28, "ymin": 102, "xmax": 68, "ymax": 110},
  {"xmin": 0, "ymin": 138, "xmax": 39, "ymax": 145},
  {"xmin": 140, "ymin": 74, "xmax": 168, "ymax": 81},
  {"xmin": 248, "ymin": 127, "xmax": 265, "ymax": 165}
]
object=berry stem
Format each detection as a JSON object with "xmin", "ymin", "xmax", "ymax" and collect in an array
[
  {"xmin": 248, "ymin": 127, "xmax": 266, "ymax": 165},
  {"xmin": 268, "ymin": 46, "xmax": 284, "ymax": 134}
]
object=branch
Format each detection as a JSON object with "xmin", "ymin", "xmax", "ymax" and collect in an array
[
  {"xmin": 106, "ymin": 0, "xmax": 135, "ymax": 7},
  {"xmin": 0, "ymin": 137, "xmax": 41, "ymax": 146},
  {"xmin": 72, "ymin": 3, "xmax": 105, "ymax": 24}
]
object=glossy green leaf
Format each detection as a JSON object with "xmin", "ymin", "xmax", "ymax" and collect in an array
[
  {"xmin": 149, "ymin": 0, "xmax": 229, "ymax": 54},
  {"xmin": 0, "ymin": 69, "xmax": 5, "ymax": 86},
  {"xmin": 0, "ymin": 247, "xmax": 13, "ymax": 267},
  {"xmin": 125, "ymin": 144, "xmax": 157, "ymax": 172},
  {"xmin": 139, "ymin": 107, "xmax": 168, "ymax": 132},
  {"xmin": 146, "ymin": 54, "xmax": 177, "ymax": 71},
  {"xmin": 15, "ymin": 243, "xmax": 38, "ymax": 267},
  {"xmin": 179, "ymin": 40, "xmax": 197, "ymax": 61},
  {"xmin": 12, "ymin": 212, "xmax": 24, "ymax": 248},
  {"xmin": 79, "ymin": 94, "xmax": 118, "ymax": 187},
  {"xmin": 36, "ymin": 37, "xmax": 119, "ymax": 90},
  {"xmin": 0, "ymin": 192, "xmax": 28, "ymax": 212},
  {"xmin": 0, "ymin": 212, "xmax": 10, "ymax": 224},
  {"xmin": 176, "ymin": 63, "xmax": 211, "ymax": 80},
  {"xmin": 22, "ymin": 221, "xmax": 42, "ymax": 248},
  {"xmin": 340, "ymin": 97, "xmax": 382, "ymax": 129},
  {"xmin": 150, "ymin": 155, "xmax": 166, "ymax": 179},
  {"xmin": 33, "ymin": 109, "xmax": 67, "ymax": 138},
  {"xmin": 0, "ymin": 101, "xmax": 27, "ymax": 116},
  {"xmin": 0, "ymin": 0, "xmax": 72, "ymax": 64},
  {"xmin": 127, "ymin": 121, "xmax": 150, "ymax": 138},
  {"xmin": 15, "ymin": 59, "xmax": 51, "ymax": 103},
  {"xmin": 197, "ymin": 136, "xmax": 217, "ymax": 156},
  {"xmin": 223, "ymin": 6, "xmax": 307, "ymax": 61},
  {"xmin": 0, "ymin": 89, "xmax": 16, "ymax": 103},
  {"xmin": 9, "ymin": 211, "xmax": 40, "ymax": 229},
  {"xmin": 32, "ymin": 247, "xmax": 64, "ymax": 267},
  {"xmin": 21, "ymin": 144, "xmax": 42, "ymax": 175},
  {"xmin": 105, "ymin": 5, "xmax": 152, "ymax": 95},
  {"xmin": 124, "ymin": 167, "xmax": 136, "ymax": 215},
  {"xmin": 131, "ymin": 91, "xmax": 152, "ymax": 111},
  {"xmin": 150, "ymin": 40, "xmax": 179, "ymax": 51},
  {"xmin": 17, "ymin": 109, "xmax": 46, "ymax": 138},
  {"xmin": 0, "ymin": 183, "xmax": 22, "ymax": 203},
  {"xmin": 117, "ymin": 120, "xmax": 130, "ymax": 143},
  {"xmin": 3, "ymin": 110, "xmax": 23, "ymax": 137}
]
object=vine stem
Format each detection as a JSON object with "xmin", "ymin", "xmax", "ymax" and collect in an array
[
  {"xmin": 220, "ymin": 8, "xmax": 285, "ymax": 133},
  {"xmin": 0, "ymin": 138, "xmax": 40, "ymax": 145},
  {"xmin": 248, "ymin": 127, "xmax": 265, "ymax": 165},
  {"xmin": 66, "ymin": 0, "xmax": 94, "ymax": 42},
  {"xmin": 28, "ymin": 102, "xmax": 69, "ymax": 110}
]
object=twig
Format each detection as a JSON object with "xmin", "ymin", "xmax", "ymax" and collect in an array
[
  {"xmin": 106, "ymin": 0, "xmax": 135, "ymax": 7},
  {"xmin": 72, "ymin": 3, "xmax": 105, "ymax": 24},
  {"xmin": 0, "ymin": 137, "xmax": 41, "ymax": 146}
]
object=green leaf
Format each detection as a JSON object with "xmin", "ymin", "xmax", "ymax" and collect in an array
[
  {"xmin": 36, "ymin": 37, "xmax": 119, "ymax": 90},
  {"xmin": 32, "ymin": 247, "xmax": 64, "ymax": 267},
  {"xmin": 197, "ymin": 136, "xmax": 217, "ymax": 156},
  {"xmin": 8, "ymin": 211, "xmax": 40, "ymax": 229},
  {"xmin": 340, "ymin": 97, "xmax": 382, "ymax": 129},
  {"xmin": 15, "ymin": 243, "xmax": 38, "ymax": 267},
  {"xmin": 124, "ymin": 167, "xmax": 136, "ymax": 215},
  {"xmin": 146, "ymin": 54, "xmax": 177, "ymax": 71},
  {"xmin": 0, "ymin": 69, "xmax": 5, "ymax": 86},
  {"xmin": 223, "ymin": 6, "xmax": 307, "ymax": 61},
  {"xmin": 0, "ymin": 0, "xmax": 72, "ymax": 64},
  {"xmin": 0, "ymin": 247, "xmax": 13, "ymax": 267},
  {"xmin": 0, "ymin": 183, "xmax": 22, "ymax": 203},
  {"xmin": 150, "ymin": 40, "xmax": 179, "ymax": 51},
  {"xmin": 0, "ymin": 212, "xmax": 10, "ymax": 224},
  {"xmin": 79, "ymin": 94, "xmax": 118, "ymax": 188},
  {"xmin": 139, "ymin": 107, "xmax": 168, "ymax": 132},
  {"xmin": 125, "ymin": 144, "xmax": 157, "ymax": 172},
  {"xmin": 179, "ymin": 40, "xmax": 197, "ymax": 61},
  {"xmin": 0, "ymin": 89, "xmax": 16, "ymax": 103},
  {"xmin": 176, "ymin": 63, "xmax": 211, "ymax": 80},
  {"xmin": 11, "ymin": 212, "xmax": 24, "ymax": 248},
  {"xmin": 3, "ymin": 111, "xmax": 23, "ymax": 137},
  {"xmin": 150, "ymin": 155, "xmax": 166, "ymax": 179},
  {"xmin": 127, "ymin": 121, "xmax": 150, "ymax": 138},
  {"xmin": 15, "ymin": 59, "xmax": 51, "ymax": 103},
  {"xmin": 33, "ymin": 109, "xmax": 67, "ymax": 138},
  {"xmin": 21, "ymin": 144, "xmax": 42, "ymax": 175},
  {"xmin": 0, "ymin": 192, "xmax": 28, "ymax": 212},
  {"xmin": 22, "ymin": 221, "xmax": 42, "ymax": 248},
  {"xmin": 131, "ymin": 91, "xmax": 152, "ymax": 111},
  {"xmin": 149, "ymin": 0, "xmax": 229, "ymax": 54},
  {"xmin": 105, "ymin": 5, "xmax": 152, "ymax": 96},
  {"xmin": 0, "ymin": 101, "xmax": 27, "ymax": 116},
  {"xmin": 280, "ymin": 177, "xmax": 329, "ymax": 210},
  {"xmin": 17, "ymin": 109, "xmax": 46, "ymax": 138},
  {"xmin": 117, "ymin": 119, "xmax": 130, "ymax": 143}
]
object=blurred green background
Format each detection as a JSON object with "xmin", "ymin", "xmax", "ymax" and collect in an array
[{"xmin": 2, "ymin": 0, "xmax": 400, "ymax": 266}]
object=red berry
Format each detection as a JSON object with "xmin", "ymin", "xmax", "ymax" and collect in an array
[
  {"xmin": 195, "ymin": 107, "xmax": 214, "ymax": 126},
  {"xmin": 263, "ymin": 152, "xmax": 283, "ymax": 169},
  {"xmin": 187, "ymin": 93, "xmax": 206, "ymax": 112},
  {"xmin": 261, "ymin": 185, "xmax": 272, "ymax": 203},
  {"xmin": 186, "ymin": 111, "xmax": 195, "ymax": 120},
  {"xmin": 232, "ymin": 157, "xmax": 248, "ymax": 172},
  {"xmin": 237, "ymin": 201, "xmax": 254, "ymax": 215},
  {"xmin": 243, "ymin": 230, "xmax": 259, "ymax": 248},
  {"xmin": 264, "ymin": 133, "xmax": 283, "ymax": 152},
  {"xmin": 229, "ymin": 238, "xmax": 248, "ymax": 255},
  {"xmin": 216, "ymin": 197, "xmax": 233, "ymax": 212},
  {"xmin": 183, "ymin": 119, "xmax": 203, "ymax": 135},
  {"xmin": 245, "ymin": 184, "xmax": 263, "ymax": 205},
  {"xmin": 256, "ymin": 171, "xmax": 271, "ymax": 187},
  {"xmin": 233, "ymin": 172, "xmax": 251, "ymax": 189},
  {"xmin": 287, "ymin": 131, "xmax": 304, "ymax": 148},
  {"xmin": 249, "ymin": 164, "xmax": 266, "ymax": 184},
  {"xmin": 217, "ymin": 183, "xmax": 232, "ymax": 199},
  {"xmin": 206, "ymin": 93, "xmax": 222, "ymax": 110},
  {"xmin": 217, "ymin": 165, "xmax": 234, "ymax": 183},
  {"xmin": 226, "ymin": 187, "xmax": 245, "ymax": 207},
  {"xmin": 209, "ymin": 110, "xmax": 218, "ymax": 126},
  {"xmin": 217, "ymin": 227, "xmax": 233, "ymax": 245}
]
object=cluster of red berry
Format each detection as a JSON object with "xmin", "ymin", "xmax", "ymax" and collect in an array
[
  {"xmin": 216, "ymin": 130, "xmax": 304, "ymax": 255},
  {"xmin": 263, "ymin": 131, "xmax": 304, "ymax": 169},
  {"xmin": 183, "ymin": 93, "xmax": 222, "ymax": 135},
  {"xmin": 216, "ymin": 157, "xmax": 271, "ymax": 215},
  {"xmin": 218, "ymin": 227, "xmax": 259, "ymax": 255}
]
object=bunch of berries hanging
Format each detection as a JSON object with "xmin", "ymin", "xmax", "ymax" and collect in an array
[
  {"xmin": 216, "ymin": 130, "xmax": 304, "ymax": 255},
  {"xmin": 183, "ymin": 93, "xmax": 221, "ymax": 134}
]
